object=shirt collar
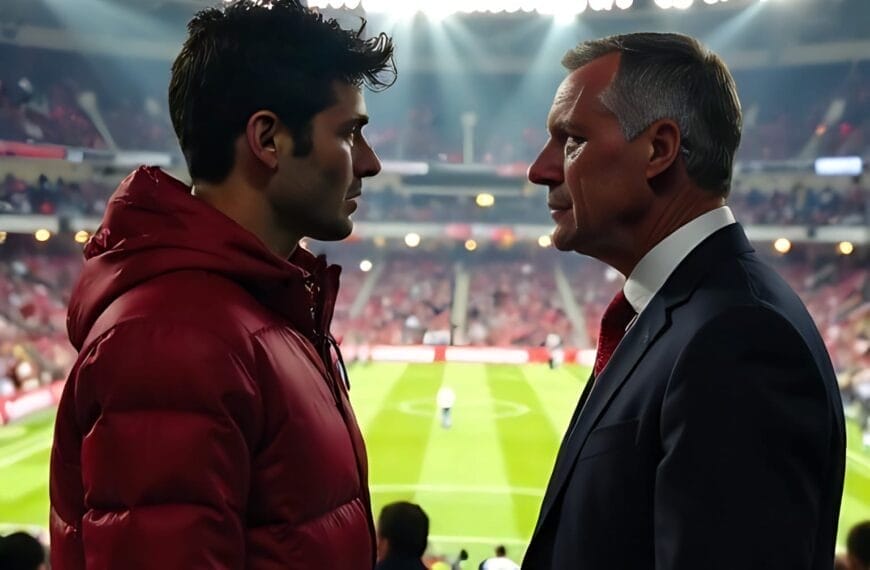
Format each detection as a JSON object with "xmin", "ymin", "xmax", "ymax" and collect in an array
[{"xmin": 623, "ymin": 206, "xmax": 736, "ymax": 314}]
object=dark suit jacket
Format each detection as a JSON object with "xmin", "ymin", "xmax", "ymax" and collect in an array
[{"xmin": 523, "ymin": 224, "xmax": 846, "ymax": 570}]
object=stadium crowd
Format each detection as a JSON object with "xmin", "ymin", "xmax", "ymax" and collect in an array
[
  {"xmin": 1, "ymin": 44, "xmax": 868, "ymax": 163},
  {"xmin": 0, "ymin": 247, "xmax": 865, "ymax": 398},
  {"xmin": 2, "ymin": 172, "xmax": 868, "ymax": 227}
]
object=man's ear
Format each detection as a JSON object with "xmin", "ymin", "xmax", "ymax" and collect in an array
[
  {"xmin": 644, "ymin": 118, "xmax": 682, "ymax": 181},
  {"xmin": 245, "ymin": 111, "xmax": 287, "ymax": 170}
]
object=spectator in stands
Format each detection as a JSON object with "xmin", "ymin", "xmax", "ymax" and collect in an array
[
  {"xmin": 848, "ymin": 521, "xmax": 870, "ymax": 570},
  {"xmin": 525, "ymin": 32, "xmax": 845, "ymax": 569},
  {"xmin": 479, "ymin": 545, "xmax": 520, "ymax": 570},
  {"xmin": 49, "ymin": 1, "xmax": 394, "ymax": 568},
  {"xmin": 0, "ymin": 532, "xmax": 47, "ymax": 570},
  {"xmin": 375, "ymin": 501, "xmax": 429, "ymax": 570}
]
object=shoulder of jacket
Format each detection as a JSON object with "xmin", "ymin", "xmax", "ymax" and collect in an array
[{"xmin": 96, "ymin": 270, "xmax": 280, "ymax": 340}]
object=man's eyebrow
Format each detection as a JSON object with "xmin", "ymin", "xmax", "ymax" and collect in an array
[
  {"xmin": 340, "ymin": 115, "xmax": 369, "ymax": 130},
  {"xmin": 553, "ymin": 119, "xmax": 584, "ymax": 133}
]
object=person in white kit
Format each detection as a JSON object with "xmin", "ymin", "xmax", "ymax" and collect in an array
[
  {"xmin": 480, "ymin": 545, "xmax": 520, "ymax": 570},
  {"xmin": 436, "ymin": 385, "xmax": 456, "ymax": 429}
]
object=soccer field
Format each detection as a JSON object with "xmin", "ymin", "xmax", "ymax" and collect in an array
[{"xmin": 0, "ymin": 362, "xmax": 868, "ymax": 565}]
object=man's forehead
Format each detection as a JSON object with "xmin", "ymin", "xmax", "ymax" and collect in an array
[
  {"xmin": 332, "ymin": 81, "xmax": 366, "ymax": 110},
  {"xmin": 550, "ymin": 51, "xmax": 620, "ymax": 122},
  {"xmin": 318, "ymin": 81, "xmax": 367, "ymax": 121}
]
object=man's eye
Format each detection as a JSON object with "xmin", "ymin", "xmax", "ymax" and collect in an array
[{"xmin": 567, "ymin": 136, "xmax": 586, "ymax": 145}]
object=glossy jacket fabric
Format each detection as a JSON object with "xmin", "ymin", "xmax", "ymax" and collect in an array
[
  {"xmin": 523, "ymin": 224, "xmax": 845, "ymax": 570},
  {"xmin": 50, "ymin": 166, "xmax": 375, "ymax": 569}
]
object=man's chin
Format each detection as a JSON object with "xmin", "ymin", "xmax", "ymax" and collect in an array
[
  {"xmin": 551, "ymin": 227, "xmax": 580, "ymax": 252},
  {"xmin": 308, "ymin": 219, "xmax": 354, "ymax": 242}
]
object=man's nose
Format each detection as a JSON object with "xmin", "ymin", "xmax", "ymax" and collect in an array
[
  {"xmin": 355, "ymin": 138, "xmax": 382, "ymax": 179},
  {"xmin": 528, "ymin": 142, "xmax": 563, "ymax": 188}
]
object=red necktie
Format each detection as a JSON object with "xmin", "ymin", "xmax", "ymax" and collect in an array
[{"xmin": 593, "ymin": 290, "xmax": 636, "ymax": 377}]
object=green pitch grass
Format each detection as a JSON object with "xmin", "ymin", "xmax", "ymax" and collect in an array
[{"xmin": 0, "ymin": 363, "xmax": 868, "ymax": 565}]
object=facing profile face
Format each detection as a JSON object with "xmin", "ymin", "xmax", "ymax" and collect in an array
[
  {"xmin": 267, "ymin": 81, "xmax": 381, "ymax": 242},
  {"xmin": 528, "ymin": 53, "xmax": 654, "ymax": 256}
]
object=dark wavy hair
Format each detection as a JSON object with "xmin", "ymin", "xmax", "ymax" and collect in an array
[{"xmin": 169, "ymin": 0, "xmax": 396, "ymax": 183}]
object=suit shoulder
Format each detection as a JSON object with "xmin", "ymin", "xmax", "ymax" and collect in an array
[{"xmin": 691, "ymin": 254, "xmax": 816, "ymax": 328}]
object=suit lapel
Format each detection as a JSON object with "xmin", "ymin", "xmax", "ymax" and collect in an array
[
  {"xmin": 529, "ymin": 223, "xmax": 755, "ymax": 543},
  {"xmin": 531, "ymin": 297, "xmax": 670, "ymax": 539}
]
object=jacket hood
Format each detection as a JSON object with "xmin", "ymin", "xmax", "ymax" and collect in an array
[{"xmin": 68, "ymin": 166, "xmax": 340, "ymax": 350}]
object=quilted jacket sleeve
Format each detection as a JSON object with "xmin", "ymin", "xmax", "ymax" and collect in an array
[{"xmin": 72, "ymin": 319, "xmax": 262, "ymax": 570}]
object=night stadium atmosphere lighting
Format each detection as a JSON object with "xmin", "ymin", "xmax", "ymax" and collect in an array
[
  {"xmin": 301, "ymin": 0, "xmax": 789, "ymax": 13},
  {"xmin": 373, "ymin": 236, "xmax": 387, "ymax": 248},
  {"xmin": 359, "ymin": 259, "xmax": 374, "ymax": 272},
  {"xmin": 773, "ymin": 238, "xmax": 792, "ymax": 254},
  {"xmin": 303, "ymin": 0, "xmax": 640, "ymax": 16},
  {"xmin": 34, "ymin": 229, "xmax": 51, "ymax": 243},
  {"xmin": 404, "ymin": 232, "xmax": 422, "ymax": 248},
  {"xmin": 815, "ymin": 156, "xmax": 863, "ymax": 177},
  {"xmin": 465, "ymin": 239, "xmax": 478, "ymax": 251},
  {"xmin": 475, "ymin": 193, "xmax": 496, "ymax": 208},
  {"xmin": 838, "ymin": 241, "xmax": 855, "ymax": 256},
  {"xmin": 538, "ymin": 235, "xmax": 552, "ymax": 248},
  {"xmin": 74, "ymin": 230, "xmax": 90, "ymax": 244}
]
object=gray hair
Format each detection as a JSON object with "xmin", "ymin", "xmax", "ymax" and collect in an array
[{"xmin": 562, "ymin": 32, "xmax": 742, "ymax": 196}]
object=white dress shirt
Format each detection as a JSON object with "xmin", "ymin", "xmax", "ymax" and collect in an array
[{"xmin": 623, "ymin": 206, "xmax": 736, "ymax": 315}]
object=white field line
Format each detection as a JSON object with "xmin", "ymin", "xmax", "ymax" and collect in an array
[
  {"xmin": 0, "ymin": 438, "xmax": 52, "ymax": 469},
  {"xmin": 847, "ymin": 449, "xmax": 870, "ymax": 472},
  {"xmin": 429, "ymin": 534, "xmax": 527, "ymax": 546},
  {"xmin": 0, "ymin": 430, "xmax": 53, "ymax": 459}
]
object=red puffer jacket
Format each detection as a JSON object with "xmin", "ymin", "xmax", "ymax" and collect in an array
[{"xmin": 50, "ymin": 166, "xmax": 375, "ymax": 569}]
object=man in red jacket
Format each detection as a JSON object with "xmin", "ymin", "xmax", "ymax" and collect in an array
[{"xmin": 49, "ymin": 1, "xmax": 395, "ymax": 568}]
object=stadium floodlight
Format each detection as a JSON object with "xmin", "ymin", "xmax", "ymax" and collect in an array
[
  {"xmin": 423, "ymin": 0, "xmax": 463, "ymax": 20},
  {"xmin": 0, "ymin": 231, "xmax": 6, "ymax": 245},
  {"xmin": 773, "ymin": 238, "xmax": 792, "ymax": 255},
  {"xmin": 654, "ymin": 0, "xmax": 673, "ymax": 8},
  {"xmin": 404, "ymin": 232, "xmax": 422, "ymax": 248},
  {"xmin": 475, "ymin": 193, "xmax": 496, "ymax": 208},
  {"xmin": 499, "ymin": 0, "xmax": 525, "ymax": 13},
  {"xmin": 360, "ymin": 0, "xmax": 413, "ymax": 17},
  {"xmin": 537, "ymin": 235, "xmax": 552, "ymax": 248},
  {"xmin": 34, "ymin": 229, "xmax": 51, "ymax": 243},
  {"xmin": 465, "ymin": 239, "xmax": 478, "ymax": 252},
  {"xmin": 615, "ymin": 0, "xmax": 633, "ymax": 8},
  {"xmin": 538, "ymin": 0, "xmax": 584, "ymax": 23},
  {"xmin": 307, "ymin": 0, "xmax": 361, "ymax": 7},
  {"xmin": 837, "ymin": 241, "xmax": 854, "ymax": 256},
  {"xmin": 74, "ymin": 231, "xmax": 90, "ymax": 244},
  {"xmin": 359, "ymin": 259, "xmax": 374, "ymax": 272},
  {"xmin": 589, "ymin": 0, "xmax": 613, "ymax": 11},
  {"xmin": 673, "ymin": 0, "xmax": 694, "ymax": 8},
  {"xmin": 815, "ymin": 156, "xmax": 863, "ymax": 177}
]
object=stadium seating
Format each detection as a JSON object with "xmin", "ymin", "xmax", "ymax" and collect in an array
[{"xmin": 0, "ymin": 247, "xmax": 864, "ymax": 401}]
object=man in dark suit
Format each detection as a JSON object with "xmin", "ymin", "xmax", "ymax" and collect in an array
[{"xmin": 523, "ymin": 32, "xmax": 845, "ymax": 569}]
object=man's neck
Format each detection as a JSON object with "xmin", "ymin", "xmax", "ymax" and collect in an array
[
  {"xmin": 599, "ymin": 187, "xmax": 725, "ymax": 276},
  {"xmin": 192, "ymin": 179, "xmax": 299, "ymax": 259}
]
